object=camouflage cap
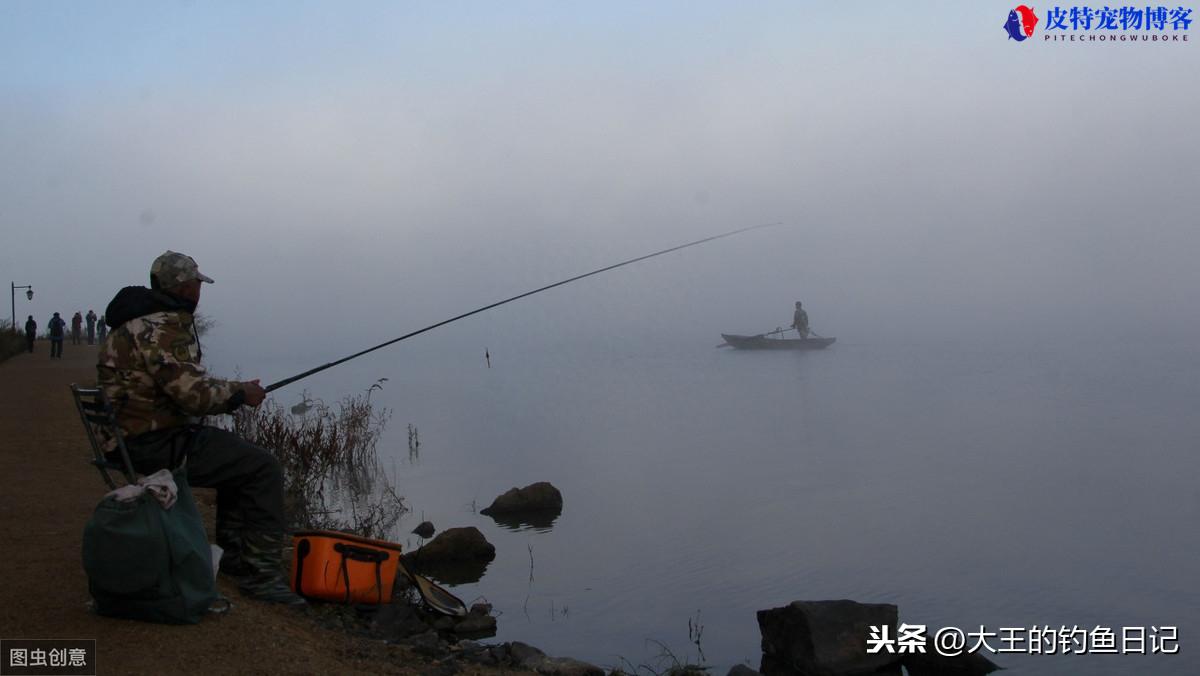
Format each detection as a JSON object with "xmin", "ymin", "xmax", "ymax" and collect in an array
[{"xmin": 151, "ymin": 251, "xmax": 215, "ymax": 287}]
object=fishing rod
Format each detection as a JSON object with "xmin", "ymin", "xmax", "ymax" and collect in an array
[{"xmin": 265, "ymin": 222, "xmax": 778, "ymax": 392}]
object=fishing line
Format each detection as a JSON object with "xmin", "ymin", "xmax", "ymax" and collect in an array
[{"xmin": 265, "ymin": 222, "xmax": 778, "ymax": 392}]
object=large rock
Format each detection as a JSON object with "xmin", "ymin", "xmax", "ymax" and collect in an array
[
  {"xmin": 757, "ymin": 600, "xmax": 900, "ymax": 675},
  {"xmin": 480, "ymin": 482, "xmax": 563, "ymax": 516},
  {"xmin": 406, "ymin": 526, "xmax": 495, "ymax": 564},
  {"xmin": 505, "ymin": 641, "xmax": 604, "ymax": 675}
]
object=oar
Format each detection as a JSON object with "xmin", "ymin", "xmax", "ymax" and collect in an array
[
  {"xmin": 396, "ymin": 558, "xmax": 468, "ymax": 616},
  {"xmin": 787, "ymin": 325, "xmax": 823, "ymax": 340}
]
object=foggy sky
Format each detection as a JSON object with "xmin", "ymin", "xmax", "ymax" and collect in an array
[{"xmin": 3, "ymin": 1, "xmax": 1198, "ymax": 373}]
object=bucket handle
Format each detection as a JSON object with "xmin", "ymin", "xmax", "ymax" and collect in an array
[{"xmin": 333, "ymin": 542, "xmax": 389, "ymax": 604}]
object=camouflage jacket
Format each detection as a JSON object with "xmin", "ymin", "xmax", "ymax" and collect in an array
[{"xmin": 97, "ymin": 286, "xmax": 246, "ymax": 440}]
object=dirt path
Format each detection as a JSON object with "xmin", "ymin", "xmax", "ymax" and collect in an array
[{"xmin": 0, "ymin": 343, "xmax": 522, "ymax": 675}]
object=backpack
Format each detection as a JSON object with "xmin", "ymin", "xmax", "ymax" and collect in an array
[{"xmin": 81, "ymin": 469, "xmax": 218, "ymax": 624}]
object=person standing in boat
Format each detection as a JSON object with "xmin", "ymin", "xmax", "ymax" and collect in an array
[{"xmin": 792, "ymin": 301, "xmax": 810, "ymax": 339}]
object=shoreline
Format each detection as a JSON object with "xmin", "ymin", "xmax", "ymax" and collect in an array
[{"xmin": 0, "ymin": 343, "xmax": 540, "ymax": 675}]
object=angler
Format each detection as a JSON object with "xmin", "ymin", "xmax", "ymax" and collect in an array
[{"xmin": 96, "ymin": 251, "xmax": 306, "ymax": 606}]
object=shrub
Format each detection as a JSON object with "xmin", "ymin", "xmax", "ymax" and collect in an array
[
  {"xmin": 230, "ymin": 386, "xmax": 407, "ymax": 540},
  {"xmin": 0, "ymin": 322, "xmax": 27, "ymax": 364}
]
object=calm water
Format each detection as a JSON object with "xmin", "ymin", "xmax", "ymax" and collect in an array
[{"xmin": 216, "ymin": 331, "xmax": 1200, "ymax": 674}]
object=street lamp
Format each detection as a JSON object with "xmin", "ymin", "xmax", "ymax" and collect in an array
[{"xmin": 11, "ymin": 283, "xmax": 33, "ymax": 334}]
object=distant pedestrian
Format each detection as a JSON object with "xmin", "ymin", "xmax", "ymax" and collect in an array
[
  {"xmin": 24, "ymin": 315, "xmax": 36, "ymax": 353},
  {"xmin": 48, "ymin": 312, "xmax": 66, "ymax": 358},
  {"xmin": 97, "ymin": 314, "xmax": 107, "ymax": 343},
  {"xmin": 86, "ymin": 309, "xmax": 97, "ymax": 344},
  {"xmin": 71, "ymin": 312, "xmax": 83, "ymax": 345}
]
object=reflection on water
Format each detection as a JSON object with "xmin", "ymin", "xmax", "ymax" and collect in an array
[
  {"xmin": 484, "ymin": 510, "xmax": 562, "ymax": 533},
  {"xmin": 217, "ymin": 335, "xmax": 1200, "ymax": 675},
  {"xmin": 409, "ymin": 558, "xmax": 491, "ymax": 586}
]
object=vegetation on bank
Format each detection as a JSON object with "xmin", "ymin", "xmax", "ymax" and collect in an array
[
  {"xmin": 226, "ymin": 380, "xmax": 724, "ymax": 675},
  {"xmin": 230, "ymin": 382, "xmax": 406, "ymax": 540},
  {"xmin": 0, "ymin": 323, "xmax": 28, "ymax": 364}
]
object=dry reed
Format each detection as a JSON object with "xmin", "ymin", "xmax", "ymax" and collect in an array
[{"xmin": 230, "ymin": 387, "xmax": 407, "ymax": 539}]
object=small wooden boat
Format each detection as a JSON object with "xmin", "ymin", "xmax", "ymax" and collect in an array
[{"xmin": 719, "ymin": 333, "xmax": 836, "ymax": 350}]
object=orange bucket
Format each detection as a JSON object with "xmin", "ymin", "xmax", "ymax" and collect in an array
[{"xmin": 290, "ymin": 530, "xmax": 403, "ymax": 604}]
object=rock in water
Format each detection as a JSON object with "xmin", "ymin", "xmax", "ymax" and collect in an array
[
  {"xmin": 757, "ymin": 599, "xmax": 900, "ymax": 675},
  {"xmin": 406, "ymin": 527, "xmax": 495, "ymax": 563},
  {"xmin": 479, "ymin": 482, "xmax": 563, "ymax": 516}
]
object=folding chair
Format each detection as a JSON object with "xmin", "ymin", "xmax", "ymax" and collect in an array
[{"xmin": 70, "ymin": 384, "xmax": 137, "ymax": 489}]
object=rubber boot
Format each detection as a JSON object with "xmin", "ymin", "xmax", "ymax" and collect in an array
[
  {"xmin": 215, "ymin": 510, "xmax": 254, "ymax": 579},
  {"xmin": 238, "ymin": 531, "xmax": 307, "ymax": 607}
]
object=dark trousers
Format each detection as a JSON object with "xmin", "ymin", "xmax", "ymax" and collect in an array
[
  {"xmin": 50, "ymin": 338, "xmax": 63, "ymax": 358},
  {"xmin": 87, "ymin": 326, "xmax": 95, "ymax": 344},
  {"xmin": 25, "ymin": 334, "xmax": 34, "ymax": 353},
  {"xmin": 124, "ymin": 426, "xmax": 286, "ymax": 532}
]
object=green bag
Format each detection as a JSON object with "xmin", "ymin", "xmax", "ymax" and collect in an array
[{"xmin": 82, "ymin": 469, "xmax": 217, "ymax": 624}]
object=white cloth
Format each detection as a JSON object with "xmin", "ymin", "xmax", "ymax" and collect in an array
[
  {"xmin": 105, "ymin": 469, "xmax": 178, "ymax": 510},
  {"xmin": 210, "ymin": 544, "xmax": 224, "ymax": 581}
]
